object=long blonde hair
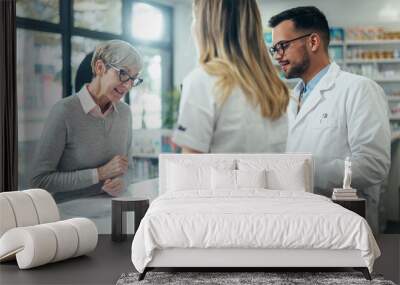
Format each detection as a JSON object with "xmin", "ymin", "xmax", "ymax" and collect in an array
[{"xmin": 193, "ymin": 0, "xmax": 289, "ymax": 119}]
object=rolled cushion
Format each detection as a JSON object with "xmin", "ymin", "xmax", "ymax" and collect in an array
[
  {"xmin": 64, "ymin": 218, "xmax": 98, "ymax": 257},
  {"xmin": 0, "ymin": 192, "xmax": 39, "ymax": 228},
  {"xmin": 24, "ymin": 189, "xmax": 60, "ymax": 223},
  {"xmin": 0, "ymin": 218, "xmax": 98, "ymax": 269},
  {"xmin": 0, "ymin": 189, "xmax": 59, "ymax": 237},
  {"xmin": 0, "ymin": 196, "xmax": 16, "ymax": 237},
  {"xmin": 42, "ymin": 221, "xmax": 79, "ymax": 262},
  {"xmin": 0, "ymin": 226, "xmax": 57, "ymax": 268}
]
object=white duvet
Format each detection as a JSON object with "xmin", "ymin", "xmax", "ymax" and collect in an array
[{"xmin": 131, "ymin": 190, "xmax": 380, "ymax": 273}]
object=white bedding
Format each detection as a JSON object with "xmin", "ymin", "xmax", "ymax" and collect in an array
[{"xmin": 131, "ymin": 190, "xmax": 380, "ymax": 273}]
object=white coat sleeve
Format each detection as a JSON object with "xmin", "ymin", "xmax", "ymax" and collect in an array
[
  {"xmin": 317, "ymin": 79, "xmax": 391, "ymax": 190},
  {"xmin": 172, "ymin": 71, "xmax": 215, "ymax": 153}
]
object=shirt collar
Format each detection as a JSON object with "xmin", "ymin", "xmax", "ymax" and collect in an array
[
  {"xmin": 77, "ymin": 84, "xmax": 118, "ymax": 115},
  {"xmin": 300, "ymin": 63, "xmax": 331, "ymax": 95}
]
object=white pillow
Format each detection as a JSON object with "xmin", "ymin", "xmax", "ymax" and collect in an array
[
  {"xmin": 211, "ymin": 169, "xmax": 268, "ymax": 190},
  {"xmin": 211, "ymin": 168, "xmax": 236, "ymax": 190},
  {"xmin": 236, "ymin": 169, "xmax": 267, "ymax": 189},
  {"xmin": 238, "ymin": 159, "xmax": 308, "ymax": 191},
  {"xmin": 266, "ymin": 166, "xmax": 306, "ymax": 191},
  {"xmin": 167, "ymin": 162, "xmax": 211, "ymax": 191}
]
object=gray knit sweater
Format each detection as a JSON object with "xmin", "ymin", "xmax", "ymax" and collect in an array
[{"xmin": 31, "ymin": 95, "xmax": 133, "ymax": 202}]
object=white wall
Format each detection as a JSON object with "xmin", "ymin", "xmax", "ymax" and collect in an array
[{"xmin": 172, "ymin": 0, "xmax": 400, "ymax": 86}]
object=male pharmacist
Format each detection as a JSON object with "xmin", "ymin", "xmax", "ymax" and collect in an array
[{"xmin": 269, "ymin": 6, "xmax": 391, "ymax": 232}]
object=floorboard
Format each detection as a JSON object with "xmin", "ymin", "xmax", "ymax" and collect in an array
[{"xmin": 0, "ymin": 235, "xmax": 398, "ymax": 285}]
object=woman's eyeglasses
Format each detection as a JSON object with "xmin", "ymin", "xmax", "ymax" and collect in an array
[{"xmin": 107, "ymin": 63, "xmax": 143, "ymax": 87}]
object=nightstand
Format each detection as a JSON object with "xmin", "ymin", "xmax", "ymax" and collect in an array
[
  {"xmin": 111, "ymin": 197, "xmax": 149, "ymax": 242},
  {"xmin": 332, "ymin": 198, "xmax": 366, "ymax": 218}
]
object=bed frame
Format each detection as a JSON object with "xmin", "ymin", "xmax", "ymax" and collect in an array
[
  {"xmin": 140, "ymin": 248, "xmax": 371, "ymax": 280},
  {"xmin": 138, "ymin": 154, "xmax": 371, "ymax": 281}
]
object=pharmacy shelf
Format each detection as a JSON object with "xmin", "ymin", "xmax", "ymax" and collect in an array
[
  {"xmin": 374, "ymin": 78, "xmax": 400, "ymax": 83},
  {"xmin": 346, "ymin": 40, "xmax": 400, "ymax": 45},
  {"xmin": 132, "ymin": 177, "xmax": 158, "ymax": 184},
  {"xmin": 390, "ymin": 115, "xmax": 400, "ymax": 120},
  {"xmin": 346, "ymin": 58, "xmax": 400, "ymax": 64},
  {"xmin": 388, "ymin": 96, "xmax": 400, "ymax": 101},
  {"xmin": 392, "ymin": 131, "xmax": 400, "ymax": 142},
  {"xmin": 282, "ymin": 76, "xmax": 395, "ymax": 85},
  {"xmin": 132, "ymin": 153, "xmax": 159, "ymax": 159},
  {"xmin": 330, "ymin": 41, "xmax": 344, "ymax": 46}
]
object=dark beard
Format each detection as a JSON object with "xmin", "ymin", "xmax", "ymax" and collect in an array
[{"xmin": 286, "ymin": 49, "xmax": 310, "ymax": 79}]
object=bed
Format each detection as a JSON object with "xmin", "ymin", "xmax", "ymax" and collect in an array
[{"xmin": 131, "ymin": 154, "xmax": 380, "ymax": 280}]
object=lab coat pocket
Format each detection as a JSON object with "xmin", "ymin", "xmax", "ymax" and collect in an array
[{"xmin": 311, "ymin": 112, "xmax": 338, "ymax": 130}]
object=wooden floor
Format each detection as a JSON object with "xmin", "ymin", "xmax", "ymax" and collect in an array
[
  {"xmin": 1, "ymin": 235, "xmax": 399, "ymax": 285},
  {"xmin": 0, "ymin": 235, "xmax": 134, "ymax": 285}
]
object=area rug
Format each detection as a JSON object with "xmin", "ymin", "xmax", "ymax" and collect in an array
[{"xmin": 116, "ymin": 271, "xmax": 396, "ymax": 285}]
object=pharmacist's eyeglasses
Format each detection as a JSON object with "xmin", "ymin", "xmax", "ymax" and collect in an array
[{"xmin": 269, "ymin": 33, "xmax": 312, "ymax": 57}]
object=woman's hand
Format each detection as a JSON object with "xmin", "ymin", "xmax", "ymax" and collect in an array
[
  {"xmin": 102, "ymin": 176, "xmax": 125, "ymax": 196},
  {"xmin": 97, "ymin": 155, "xmax": 128, "ymax": 181}
]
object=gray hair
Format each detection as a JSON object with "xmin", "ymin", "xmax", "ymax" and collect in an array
[{"xmin": 91, "ymin": 40, "xmax": 143, "ymax": 75}]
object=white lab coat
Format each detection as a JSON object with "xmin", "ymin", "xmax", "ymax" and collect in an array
[
  {"xmin": 286, "ymin": 62, "xmax": 391, "ymax": 231},
  {"xmin": 173, "ymin": 66, "xmax": 288, "ymax": 153}
]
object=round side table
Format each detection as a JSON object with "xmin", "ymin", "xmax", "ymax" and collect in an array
[{"xmin": 111, "ymin": 197, "xmax": 149, "ymax": 242}]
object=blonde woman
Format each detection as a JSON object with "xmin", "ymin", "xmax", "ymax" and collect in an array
[
  {"xmin": 31, "ymin": 40, "xmax": 143, "ymax": 202},
  {"xmin": 173, "ymin": 0, "xmax": 289, "ymax": 154}
]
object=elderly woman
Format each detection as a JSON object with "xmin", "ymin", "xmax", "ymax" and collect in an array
[{"xmin": 31, "ymin": 40, "xmax": 143, "ymax": 202}]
